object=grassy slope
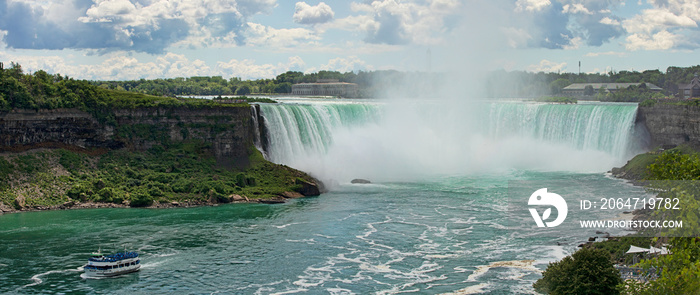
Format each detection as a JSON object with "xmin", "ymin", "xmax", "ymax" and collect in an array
[
  {"xmin": 611, "ymin": 145, "xmax": 697, "ymax": 181},
  {"xmin": 0, "ymin": 142, "xmax": 318, "ymax": 211}
]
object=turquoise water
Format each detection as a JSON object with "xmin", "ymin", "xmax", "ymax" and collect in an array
[
  {"xmin": 0, "ymin": 172, "xmax": 647, "ymax": 294},
  {"xmin": 0, "ymin": 100, "xmax": 649, "ymax": 294}
]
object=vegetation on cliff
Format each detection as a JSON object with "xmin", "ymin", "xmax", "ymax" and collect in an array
[
  {"xmin": 0, "ymin": 142, "xmax": 319, "ymax": 212},
  {"xmin": 534, "ymin": 96, "xmax": 577, "ymax": 104}
]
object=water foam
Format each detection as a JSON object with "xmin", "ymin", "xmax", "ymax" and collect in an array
[{"xmin": 259, "ymin": 101, "xmax": 641, "ymax": 183}]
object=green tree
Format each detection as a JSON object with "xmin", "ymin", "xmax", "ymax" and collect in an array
[
  {"xmin": 584, "ymin": 85, "xmax": 595, "ymax": 96},
  {"xmin": 235, "ymin": 85, "xmax": 251, "ymax": 95},
  {"xmin": 549, "ymin": 78, "xmax": 571, "ymax": 95},
  {"xmin": 534, "ymin": 248, "xmax": 621, "ymax": 295}
]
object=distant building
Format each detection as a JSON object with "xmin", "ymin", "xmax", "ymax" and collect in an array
[
  {"xmin": 291, "ymin": 80, "xmax": 359, "ymax": 98},
  {"xmin": 562, "ymin": 83, "xmax": 662, "ymax": 97},
  {"xmin": 678, "ymin": 74, "xmax": 700, "ymax": 99}
]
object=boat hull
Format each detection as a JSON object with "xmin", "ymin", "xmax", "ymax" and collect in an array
[{"xmin": 84, "ymin": 264, "xmax": 140, "ymax": 278}]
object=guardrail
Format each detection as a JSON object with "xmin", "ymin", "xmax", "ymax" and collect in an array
[{"xmin": 615, "ymin": 266, "xmax": 660, "ymax": 282}]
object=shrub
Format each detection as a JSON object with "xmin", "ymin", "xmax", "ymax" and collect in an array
[
  {"xmin": 57, "ymin": 149, "xmax": 85, "ymax": 174},
  {"xmin": 129, "ymin": 192, "xmax": 153, "ymax": 207},
  {"xmin": 533, "ymin": 248, "xmax": 621, "ymax": 295},
  {"xmin": 639, "ymin": 98, "xmax": 657, "ymax": 107}
]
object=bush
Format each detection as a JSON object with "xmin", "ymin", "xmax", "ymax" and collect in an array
[
  {"xmin": 129, "ymin": 192, "xmax": 153, "ymax": 207},
  {"xmin": 533, "ymin": 248, "xmax": 621, "ymax": 295},
  {"xmin": 57, "ymin": 149, "xmax": 84, "ymax": 173},
  {"xmin": 648, "ymin": 149, "xmax": 700, "ymax": 180},
  {"xmin": 639, "ymin": 98, "xmax": 657, "ymax": 107}
]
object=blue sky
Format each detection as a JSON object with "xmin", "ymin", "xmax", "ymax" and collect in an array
[{"xmin": 0, "ymin": 0, "xmax": 699, "ymax": 80}]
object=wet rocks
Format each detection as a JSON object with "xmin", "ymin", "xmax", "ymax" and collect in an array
[
  {"xmin": 351, "ymin": 179, "xmax": 371, "ymax": 184},
  {"xmin": 295, "ymin": 178, "xmax": 321, "ymax": 196},
  {"xmin": 281, "ymin": 191, "xmax": 304, "ymax": 199}
]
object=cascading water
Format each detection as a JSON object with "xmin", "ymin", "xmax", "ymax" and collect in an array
[
  {"xmin": 486, "ymin": 102, "xmax": 639, "ymax": 158},
  {"xmin": 250, "ymin": 105, "xmax": 263, "ymax": 152},
  {"xmin": 259, "ymin": 102, "xmax": 381, "ymax": 164},
  {"xmin": 259, "ymin": 100, "xmax": 642, "ymax": 182}
]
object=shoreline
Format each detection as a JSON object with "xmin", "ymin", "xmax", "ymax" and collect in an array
[{"xmin": 0, "ymin": 193, "xmax": 309, "ymax": 215}]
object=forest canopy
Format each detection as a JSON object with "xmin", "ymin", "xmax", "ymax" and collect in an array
[{"xmin": 3, "ymin": 61, "xmax": 700, "ymax": 104}]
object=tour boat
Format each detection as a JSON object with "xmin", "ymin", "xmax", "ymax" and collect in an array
[{"xmin": 83, "ymin": 249, "xmax": 140, "ymax": 278}]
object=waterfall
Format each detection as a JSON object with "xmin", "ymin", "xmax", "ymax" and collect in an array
[
  {"xmin": 250, "ymin": 105, "xmax": 263, "ymax": 152},
  {"xmin": 259, "ymin": 103, "xmax": 381, "ymax": 164},
  {"xmin": 486, "ymin": 102, "xmax": 639, "ymax": 158},
  {"xmin": 258, "ymin": 101, "xmax": 641, "ymax": 181}
]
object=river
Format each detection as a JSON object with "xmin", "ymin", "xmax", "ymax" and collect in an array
[{"xmin": 0, "ymin": 99, "xmax": 650, "ymax": 294}]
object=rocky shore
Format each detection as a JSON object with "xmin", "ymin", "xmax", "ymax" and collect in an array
[{"xmin": 0, "ymin": 182, "xmax": 322, "ymax": 215}]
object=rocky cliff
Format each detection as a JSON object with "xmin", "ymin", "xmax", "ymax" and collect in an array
[
  {"xmin": 637, "ymin": 102, "xmax": 700, "ymax": 149},
  {"xmin": 0, "ymin": 106, "xmax": 260, "ymax": 164}
]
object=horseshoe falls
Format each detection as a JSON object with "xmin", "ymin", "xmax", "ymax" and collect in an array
[
  {"xmin": 2, "ymin": 100, "xmax": 650, "ymax": 295},
  {"xmin": 259, "ymin": 101, "xmax": 642, "ymax": 183}
]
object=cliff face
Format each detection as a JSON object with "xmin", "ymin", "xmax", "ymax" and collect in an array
[
  {"xmin": 0, "ymin": 109, "xmax": 121, "ymax": 151},
  {"xmin": 0, "ymin": 106, "xmax": 259, "ymax": 164},
  {"xmin": 637, "ymin": 103, "xmax": 700, "ymax": 149}
]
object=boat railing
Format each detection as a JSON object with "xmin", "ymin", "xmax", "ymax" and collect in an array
[{"xmin": 88, "ymin": 251, "xmax": 139, "ymax": 262}]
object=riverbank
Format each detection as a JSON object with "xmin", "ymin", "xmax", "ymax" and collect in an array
[
  {"xmin": 0, "ymin": 143, "xmax": 323, "ymax": 214},
  {"xmin": 0, "ymin": 195, "xmax": 294, "ymax": 215}
]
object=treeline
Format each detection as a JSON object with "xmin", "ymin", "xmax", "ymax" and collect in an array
[
  {"xmin": 485, "ymin": 65, "xmax": 700, "ymax": 100},
  {"xmin": 0, "ymin": 62, "xmax": 184, "ymax": 113},
  {"xmin": 94, "ymin": 70, "xmax": 436, "ymax": 98},
  {"xmin": 4, "ymin": 61, "xmax": 700, "ymax": 101},
  {"xmin": 0, "ymin": 62, "xmax": 256, "ymax": 124},
  {"xmin": 0, "ymin": 62, "xmax": 106, "ymax": 111}
]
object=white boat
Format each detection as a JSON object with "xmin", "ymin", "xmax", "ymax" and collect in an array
[{"xmin": 83, "ymin": 249, "xmax": 140, "ymax": 278}]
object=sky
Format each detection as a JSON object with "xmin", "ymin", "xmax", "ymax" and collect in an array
[{"xmin": 0, "ymin": 0, "xmax": 699, "ymax": 80}]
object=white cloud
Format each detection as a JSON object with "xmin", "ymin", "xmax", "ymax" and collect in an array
[
  {"xmin": 79, "ymin": 0, "xmax": 246, "ymax": 27},
  {"xmin": 293, "ymin": 2, "xmax": 334, "ymax": 25},
  {"xmin": 563, "ymin": 36, "xmax": 583, "ymax": 50},
  {"xmin": 562, "ymin": 3, "xmax": 592, "ymax": 14},
  {"xmin": 622, "ymin": 0, "xmax": 700, "ymax": 50},
  {"xmin": 625, "ymin": 30, "xmax": 682, "ymax": 50},
  {"xmin": 0, "ymin": 51, "xmax": 308, "ymax": 80},
  {"xmin": 515, "ymin": 0, "xmax": 551, "ymax": 12},
  {"xmin": 584, "ymin": 51, "xmax": 628, "ymax": 57},
  {"xmin": 246, "ymin": 22, "xmax": 320, "ymax": 48},
  {"xmin": 336, "ymin": 0, "xmax": 461, "ymax": 45},
  {"xmin": 527, "ymin": 59, "xmax": 567, "ymax": 72},
  {"xmin": 624, "ymin": 9, "xmax": 697, "ymax": 35},
  {"xmin": 653, "ymin": 0, "xmax": 700, "ymax": 22},
  {"xmin": 72, "ymin": 0, "xmax": 278, "ymax": 51},
  {"xmin": 600, "ymin": 17, "xmax": 620, "ymax": 26},
  {"xmin": 81, "ymin": 0, "xmax": 138, "ymax": 23},
  {"xmin": 216, "ymin": 56, "xmax": 306, "ymax": 79},
  {"xmin": 319, "ymin": 56, "xmax": 373, "ymax": 73}
]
